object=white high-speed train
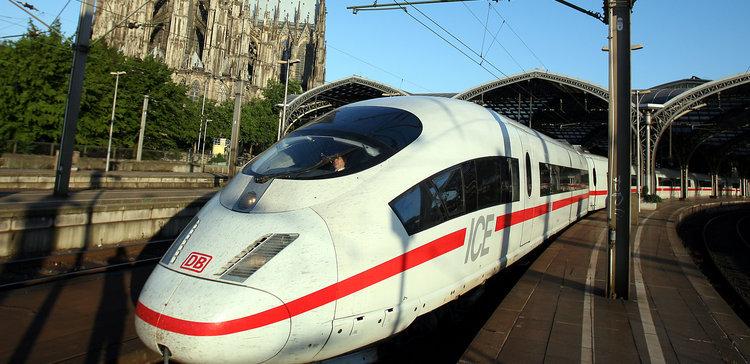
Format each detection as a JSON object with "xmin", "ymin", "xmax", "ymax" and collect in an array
[
  {"xmin": 652, "ymin": 169, "xmax": 741, "ymax": 199},
  {"xmin": 135, "ymin": 96, "xmax": 610, "ymax": 363}
]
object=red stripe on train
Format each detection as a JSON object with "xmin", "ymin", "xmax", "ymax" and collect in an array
[
  {"xmin": 138, "ymin": 190, "xmax": 595, "ymax": 336},
  {"xmin": 496, "ymin": 192, "xmax": 589, "ymax": 231},
  {"xmin": 136, "ymin": 229, "xmax": 467, "ymax": 336}
]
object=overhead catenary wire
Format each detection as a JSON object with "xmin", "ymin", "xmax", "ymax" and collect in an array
[
  {"xmin": 71, "ymin": 0, "xmax": 238, "ymax": 57},
  {"xmin": 6, "ymin": 0, "xmax": 52, "ymax": 31},
  {"xmin": 479, "ymin": 2, "xmax": 489, "ymax": 57},
  {"xmin": 393, "ymin": 0, "xmax": 520, "ymax": 79},
  {"xmin": 483, "ymin": 2, "xmax": 590, "ymax": 114},
  {"xmin": 401, "ymin": 3, "xmax": 574, "ymax": 128},
  {"xmin": 488, "ymin": 2, "xmax": 548, "ymax": 71},
  {"xmin": 53, "ymin": 0, "xmax": 72, "ymax": 24},
  {"xmin": 388, "ymin": 0, "xmax": 504, "ymax": 80},
  {"xmin": 89, "ymin": 0, "xmax": 151, "ymax": 45},
  {"xmin": 0, "ymin": 17, "xmax": 26, "ymax": 28},
  {"xmin": 387, "ymin": 0, "xmax": 580, "ymax": 130},
  {"xmin": 386, "ymin": 0, "xmax": 559, "ymax": 113},
  {"xmin": 462, "ymin": 1, "xmax": 524, "ymax": 72},
  {"xmin": 328, "ymin": 43, "xmax": 432, "ymax": 92}
]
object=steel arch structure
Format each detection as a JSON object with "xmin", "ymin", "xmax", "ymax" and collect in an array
[
  {"xmin": 281, "ymin": 76, "xmax": 409, "ymax": 134},
  {"xmin": 452, "ymin": 70, "xmax": 609, "ymax": 102},
  {"xmin": 452, "ymin": 70, "xmax": 611, "ymax": 155},
  {"xmin": 646, "ymin": 72, "xmax": 750, "ymax": 186}
]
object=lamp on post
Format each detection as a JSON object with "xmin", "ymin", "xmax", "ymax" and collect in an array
[
  {"xmin": 277, "ymin": 58, "xmax": 300, "ymax": 141},
  {"xmin": 642, "ymin": 103, "xmax": 664, "ymax": 195},
  {"xmin": 106, "ymin": 71, "xmax": 126, "ymax": 172},
  {"xmin": 633, "ymin": 88, "xmax": 651, "ymax": 211},
  {"xmin": 201, "ymin": 118, "xmax": 211, "ymax": 165}
]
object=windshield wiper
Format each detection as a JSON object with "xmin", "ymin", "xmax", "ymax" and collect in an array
[{"xmin": 254, "ymin": 156, "xmax": 332, "ymax": 184}]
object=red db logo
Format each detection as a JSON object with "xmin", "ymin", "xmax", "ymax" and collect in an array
[{"xmin": 180, "ymin": 252, "xmax": 212, "ymax": 273}]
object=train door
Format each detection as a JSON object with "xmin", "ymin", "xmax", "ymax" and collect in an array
[{"xmin": 519, "ymin": 139, "xmax": 535, "ymax": 247}]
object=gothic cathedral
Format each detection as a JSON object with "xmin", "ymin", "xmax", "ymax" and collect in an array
[{"xmin": 92, "ymin": 0, "xmax": 327, "ymax": 102}]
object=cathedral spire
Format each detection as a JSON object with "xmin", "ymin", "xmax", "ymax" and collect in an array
[
  {"xmin": 273, "ymin": 0, "xmax": 281, "ymax": 23},
  {"xmin": 294, "ymin": 1, "xmax": 301, "ymax": 24}
]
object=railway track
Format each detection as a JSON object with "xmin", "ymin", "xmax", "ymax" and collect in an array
[
  {"xmin": 0, "ymin": 240, "xmax": 170, "ymax": 290},
  {"xmin": 702, "ymin": 209, "xmax": 750, "ymax": 309}
]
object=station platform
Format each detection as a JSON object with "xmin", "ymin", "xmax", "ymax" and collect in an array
[
  {"xmin": 0, "ymin": 189, "xmax": 216, "ymax": 259},
  {"xmin": 0, "ymin": 169, "xmax": 227, "ymax": 190},
  {"xmin": 0, "ymin": 188, "xmax": 216, "ymax": 211},
  {"xmin": 460, "ymin": 199, "xmax": 750, "ymax": 363}
]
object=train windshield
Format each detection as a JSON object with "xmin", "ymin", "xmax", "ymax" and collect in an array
[{"xmin": 243, "ymin": 106, "xmax": 422, "ymax": 181}]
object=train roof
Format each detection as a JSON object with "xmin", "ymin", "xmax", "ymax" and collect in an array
[{"xmin": 344, "ymin": 96, "xmax": 590, "ymax": 158}]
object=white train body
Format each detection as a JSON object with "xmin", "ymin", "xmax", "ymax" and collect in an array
[
  {"xmin": 135, "ymin": 97, "xmax": 611, "ymax": 363},
  {"xmin": 653, "ymin": 169, "xmax": 739, "ymax": 199}
]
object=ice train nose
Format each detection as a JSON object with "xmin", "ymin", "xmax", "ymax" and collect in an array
[{"xmin": 135, "ymin": 265, "xmax": 291, "ymax": 364}]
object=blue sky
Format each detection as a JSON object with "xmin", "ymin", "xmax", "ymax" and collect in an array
[{"xmin": 1, "ymin": 0, "xmax": 747, "ymax": 93}]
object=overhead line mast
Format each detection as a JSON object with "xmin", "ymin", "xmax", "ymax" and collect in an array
[{"xmin": 552, "ymin": 0, "xmax": 635, "ymax": 299}]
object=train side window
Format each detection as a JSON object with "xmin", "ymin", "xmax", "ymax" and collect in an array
[
  {"xmin": 461, "ymin": 161, "xmax": 478, "ymax": 213},
  {"xmin": 507, "ymin": 158, "xmax": 520, "ymax": 202},
  {"xmin": 559, "ymin": 166, "xmax": 572, "ymax": 192},
  {"xmin": 560, "ymin": 166, "xmax": 588, "ymax": 191},
  {"xmin": 390, "ymin": 185, "xmax": 422, "ymax": 235},
  {"xmin": 431, "ymin": 166, "xmax": 465, "ymax": 218},
  {"xmin": 422, "ymin": 182, "xmax": 446, "ymax": 230},
  {"xmin": 540, "ymin": 163, "xmax": 551, "ymax": 196},
  {"xmin": 525, "ymin": 153, "xmax": 532, "ymax": 197},
  {"xmin": 476, "ymin": 158, "xmax": 503, "ymax": 209},
  {"xmin": 390, "ymin": 182, "xmax": 446, "ymax": 235}
]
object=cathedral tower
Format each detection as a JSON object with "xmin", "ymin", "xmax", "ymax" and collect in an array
[{"xmin": 92, "ymin": 0, "xmax": 327, "ymax": 102}]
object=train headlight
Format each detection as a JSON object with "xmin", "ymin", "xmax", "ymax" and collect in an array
[{"xmin": 235, "ymin": 191, "xmax": 258, "ymax": 212}]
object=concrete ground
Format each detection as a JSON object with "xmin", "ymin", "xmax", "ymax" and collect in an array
[{"xmin": 460, "ymin": 199, "xmax": 750, "ymax": 363}]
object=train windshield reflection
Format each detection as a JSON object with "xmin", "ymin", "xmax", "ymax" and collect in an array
[{"xmin": 244, "ymin": 135, "xmax": 382, "ymax": 182}]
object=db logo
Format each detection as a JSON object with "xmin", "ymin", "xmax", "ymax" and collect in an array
[{"xmin": 180, "ymin": 252, "xmax": 212, "ymax": 273}]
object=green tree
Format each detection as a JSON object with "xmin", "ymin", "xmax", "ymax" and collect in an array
[
  {"xmin": 238, "ymin": 79, "xmax": 303, "ymax": 157},
  {"xmin": 0, "ymin": 22, "xmax": 71, "ymax": 145},
  {"xmin": 0, "ymin": 24, "xmax": 305, "ymax": 160}
]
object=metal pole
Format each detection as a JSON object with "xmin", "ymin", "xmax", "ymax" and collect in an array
[
  {"xmin": 197, "ymin": 120, "xmax": 204, "ymax": 163},
  {"xmin": 201, "ymin": 119, "xmax": 210, "ymax": 166},
  {"xmin": 54, "ymin": 0, "xmax": 95, "ymax": 196},
  {"xmin": 136, "ymin": 95, "xmax": 149, "ymax": 161},
  {"xmin": 528, "ymin": 95, "xmax": 533, "ymax": 128},
  {"xmin": 645, "ymin": 111, "xmax": 652, "ymax": 194},
  {"xmin": 636, "ymin": 91, "xmax": 641, "ymax": 211},
  {"xmin": 197, "ymin": 83, "xmax": 207, "ymax": 163},
  {"xmin": 106, "ymin": 72, "xmax": 124, "ymax": 172},
  {"xmin": 606, "ymin": 0, "xmax": 632, "ymax": 300},
  {"xmin": 669, "ymin": 123, "xmax": 673, "ymax": 160},
  {"xmin": 228, "ymin": 79, "xmax": 242, "ymax": 176},
  {"xmin": 279, "ymin": 61, "xmax": 291, "ymax": 141},
  {"xmin": 679, "ymin": 166, "xmax": 685, "ymax": 199}
]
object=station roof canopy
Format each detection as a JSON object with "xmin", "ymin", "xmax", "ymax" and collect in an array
[
  {"xmin": 279, "ymin": 71, "xmax": 750, "ymax": 176},
  {"xmin": 452, "ymin": 70, "xmax": 611, "ymax": 156},
  {"xmin": 282, "ymin": 76, "xmax": 408, "ymax": 133},
  {"xmin": 644, "ymin": 72, "xmax": 750, "ymax": 175}
]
